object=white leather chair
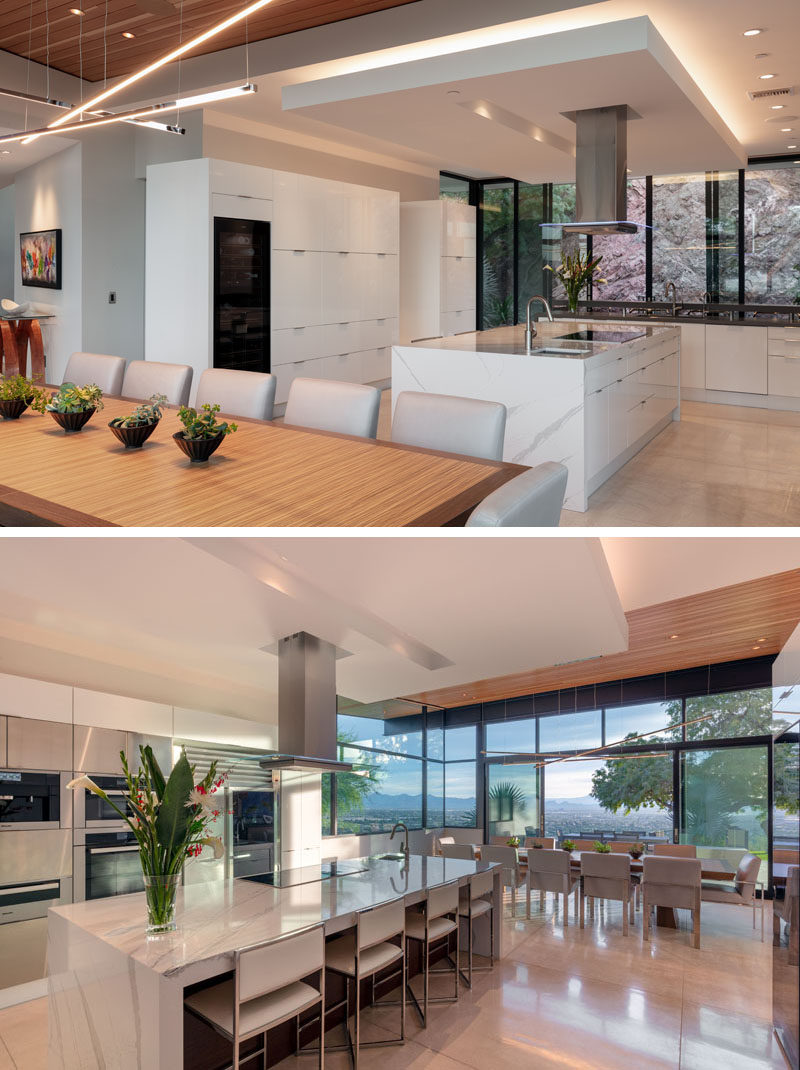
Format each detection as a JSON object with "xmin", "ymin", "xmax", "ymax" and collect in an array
[
  {"xmin": 526, "ymin": 848, "xmax": 579, "ymax": 926},
  {"xmin": 185, "ymin": 923, "xmax": 324, "ymax": 1070},
  {"xmin": 284, "ymin": 378, "xmax": 381, "ymax": 439},
  {"xmin": 437, "ymin": 835, "xmax": 455, "ymax": 854},
  {"xmin": 404, "ymin": 881, "xmax": 459, "ymax": 1027},
  {"xmin": 195, "ymin": 368, "xmax": 276, "ymax": 421},
  {"xmin": 62, "ymin": 352, "xmax": 125, "ymax": 396},
  {"xmin": 391, "ymin": 391, "xmax": 506, "ymax": 461},
  {"xmin": 481, "ymin": 845, "xmax": 526, "ymax": 918},
  {"xmin": 458, "ymin": 869, "xmax": 495, "ymax": 988},
  {"xmin": 524, "ymin": 837, "xmax": 555, "ymax": 849},
  {"xmin": 465, "ymin": 462, "xmax": 568, "ymax": 527},
  {"xmin": 122, "ymin": 360, "xmax": 193, "ymax": 406},
  {"xmin": 642, "ymin": 856, "xmax": 702, "ymax": 948},
  {"xmin": 701, "ymin": 852, "xmax": 765, "ymax": 941},
  {"xmin": 654, "ymin": 844, "xmax": 697, "ymax": 857},
  {"xmin": 325, "ymin": 897, "xmax": 405, "ymax": 1067},
  {"xmin": 441, "ymin": 843, "xmax": 476, "ymax": 860},
  {"xmin": 580, "ymin": 851, "xmax": 635, "ymax": 934}
]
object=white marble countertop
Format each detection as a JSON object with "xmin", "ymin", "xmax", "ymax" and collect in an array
[
  {"xmin": 399, "ymin": 320, "xmax": 676, "ymax": 359},
  {"xmin": 49, "ymin": 855, "xmax": 495, "ymax": 979}
]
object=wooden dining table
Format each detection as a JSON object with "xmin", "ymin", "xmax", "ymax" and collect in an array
[{"xmin": 0, "ymin": 392, "xmax": 527, "ymax": 527}]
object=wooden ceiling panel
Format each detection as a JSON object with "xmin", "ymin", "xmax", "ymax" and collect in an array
[
  {"xmin": 1, "ymin": 0, "xmax": 421, "ymax": 83},
  {"xmin": 407, "ymin": 569, "xmax": 800, "ymax": 708}
]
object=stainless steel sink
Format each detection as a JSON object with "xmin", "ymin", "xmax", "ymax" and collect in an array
[
  {"xmin": 376, "ymin": 853, "xmax": 406, "ymax": 861},
  {"xmin": 532, "ymin": 346, "xmax": 587, "ymax": 355}
]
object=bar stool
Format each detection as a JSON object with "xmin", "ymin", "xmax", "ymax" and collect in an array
[
  {"xmin": 184, "ymin": 923, "xmax": 325, "ymax": 1070},
  {"xmin": 324, "ymin": 897, "xmax": 405, "ymax": 1069},
  {"xmin": 458, "ymin": 869, "xmax": 494, "ymax": 988},
  {"xmin": 405, "ymin": 880, "xmax": 460, "ymax": 1027}
]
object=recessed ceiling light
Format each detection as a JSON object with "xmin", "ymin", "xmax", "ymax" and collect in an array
[
  {"xmin": 781, "ymin": 127, "xmax": 793, "ymax": 132},
  {"xmin": 0, "ymin": 150, "xmax": 11, "ymax": 156},
  {"xmin": 447, "ymin": 89, "xmax": 460, "ymax": 96},
  {"xmin": 759, "ymin": 73, "xmax": 776, "ymax": 79},
  {"xmin": 743, "ymin": 28, "xmax": 763, "ymax": 36},
  {"xmin": 122, "ymin": 30, "xmax": 135, "ymax": 38},
  {"xmin": 754, "ymin": 52, "xmax": 770, "ymax": 59},
  {"xmin": 669, "ymin": 634, "xmax": 679, "ymax": 640},
  {"xmin": 771, "ymin": 104, "xmax": 786, "ymax": 110},
  {"xmin": 69, "ymin": 7, "xmax": 84, "ymax": 13},
  {"xmin": 789, "ymin": 144, "xmax": 798, "ymax": 149}
]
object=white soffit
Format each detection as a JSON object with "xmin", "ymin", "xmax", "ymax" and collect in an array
[{"xmin": 282, "ymin": 16, "xmax": 744, "ymax": 181}]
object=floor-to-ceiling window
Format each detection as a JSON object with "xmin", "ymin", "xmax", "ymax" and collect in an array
[
  {"xmin": 591, "ymin": 177, "xmax": 648, "ymax": 301},
  {"xmin": 480, "ymin": 181, "xmax": 515, "ymax": 327},
  {"xmin": 744, "ymin": 162, "xmax": 800, "ymax": 303}
]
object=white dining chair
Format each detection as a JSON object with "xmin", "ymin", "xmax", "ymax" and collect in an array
[
  {"xmin": 481, "ymin": 845, "xmax": 526, "ymax": 917},
  {"xmin": 580, "ymin": 851, "xmax": 635, "ymax": 934},
  {"xmin": 526, "ymin": 848, "xmax": 579, "ymax": 925},
  {"xmin": 700, "ymin": 852, "xmax": 765, "ymax": 941},
  {"xmin": 122, "ymin": 360, "xmax": 193, "ymax": 406},
  {"xmin": 62, "ymin": 352, "xmax": 126, "ymax": 396},
  {"xmin": 284, "ymin": 378, "xmax": 381, "ymax": 439},
  {"xmin": 465, "ymin": 462, "xmax": 568, "ymax": 527},
  {"xmin": 184, "ymin": 923, "xmax": 325, "ymax": 1069},
  {"xmin": 441, "ymin": 843, "xmax": 476, "ymax": 860},
  {"xmin": 642, "ymin": 856, "xmax": 702, "ymax": 949},
  {"xmin": 194, "ymin": 368, "xmax": 276, "ymax": 421},
  {"xmin": 391, "ymin": 391, "xmax": 507, "ymax": 461}
]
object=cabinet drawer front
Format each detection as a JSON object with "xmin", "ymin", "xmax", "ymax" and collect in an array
[
  {"xmin": 768, "ymin": 354, "xmax": 800, "ymax": 398},
  {"xmin": 271, "ymin": 325, "xmax": 328, "ymax": 366},
  {"xmin": 441, "ymin": 257, "xmax": 476, "ymax": 312},
  {"xmin": 441, "ymin": 309, "xmax": 476, "ymax": 337},
  {"xmin": 768, "ymin": 337, "xmax": 800, "ymax": 358},
  {"xmin": 586, "ymin": 353, "xmax": 626, "ymax": 391},
  {"xmin": 271, "ymin": 250, "xmax": 323, "ymax": 328}
]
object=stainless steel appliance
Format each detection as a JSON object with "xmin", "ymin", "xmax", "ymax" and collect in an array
[
  {"xmin": 229, "ymin": 786, "xmax": 274, "ymax": 879},
  {"xmin": 0, "ymin": 827, "xmax": 73, "ymax": 916},
  {"xmin": 73, "ymin": 774, "xmax": 134, "ymax": 830},
  {"xmin": 73, "ymin": 829, "xmax": 143, "ymax": 902},
  {"xmin": 0, "ymin": 770, "xmax": 72, "ymax": 830}
]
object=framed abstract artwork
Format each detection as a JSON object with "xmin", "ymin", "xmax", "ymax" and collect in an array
[{"xmin": 19, "ymin": 229, "xmax": 62, "ymax": 289}]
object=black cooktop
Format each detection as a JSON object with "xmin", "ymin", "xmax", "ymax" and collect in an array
[
  {"xmin": 557, "ymin": 329, "xmax": 647, "ymax": 343},
  {"xmin": 242, "ymin": 859, "xmax": 368, "ymax": 888}
]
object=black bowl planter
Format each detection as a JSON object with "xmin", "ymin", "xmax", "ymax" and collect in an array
[
  {"xmin": 109, "ymin": 420, "xmax": 159, "ymax": 450},
  {"xmin": 172, "ymin": 431, "xmax": 224, "ymax": 463},
  {"xmin": 49, "ymin": 407, "xmax": 96, "ymax": 433},
  {"xmin": 0, "ymin": 398, "xmax": 32, "ymax": 420}
]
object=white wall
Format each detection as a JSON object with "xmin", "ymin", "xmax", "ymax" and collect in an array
[
  {"xmin": 14, "ymin": 145, "xmax": 82, "ymax": 384},
  {"xmin": 0, "ymin": 185, "xmax": 15, "ymax": 299}
]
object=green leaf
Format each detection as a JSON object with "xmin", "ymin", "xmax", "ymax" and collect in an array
[
  {"xmin": 154, "ymin": 751, "xmax": 193, "ymax": 867},
  {"xmin": 142, "ymin": 744, "xmax": 166, "ymax": 800}
]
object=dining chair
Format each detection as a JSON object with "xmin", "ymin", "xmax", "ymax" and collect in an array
[
  {"xmin": 580, "ymin": 852, "xmax": 635, "ymax": 935},
  {"xmin": 391, "ymin": 391, "xmax": 507, "ymax": 461},
  {"xmin": 700, "ymin": 852, "xmax": 765, "ymax": 941},
  {"xmin": 489, "ymin": 834, "xmax": 512, "ymax": 845},
  {"xmin": 122, "ymin": 359, "xmax": 193, "ymax": 406},
  {"xmin": 567, "ymin": 839, "xmax": 599, "ymax": 852},
  {"xmin": 654, "ymin": 844, "xmax": 697, "ymax": 858},
  {"xmin": 184, "ymin": 923, "xmax": 325, "ymax": 1070},
  {"xmin": 524, "ymin": 837, "xmax": 555, "ymax": 850},
  {"xmin": 62, "ymin": 352, "xmax": 126, "ymax": 396},
  {"xmin": 441, "ymin": 843, "xmax": 476, "ymax": 860},
  {"xmin": 405, "ymin": 880, "xmax": 460, "ymax": 1027},
  {"xmin": 609, "ymin": 842, "xmax": 636, "ymax": 853},
  {"xmin": 465, "ymin": 462, "xmax": 568, "ymax": 527},
  {"xmin": 480, "ymin": 845, "xmax": 526, "ymax": 918},
  {"xmin": 324, "ymin": 897, "xmax": 405, "ymax": 1068},
  {"xmin": 437, "ymin": 835, "xmax": 455, "ymax": 854},
  {"xmin": 642, "ymin": 856, "xmax": 702, "ymax": 949},
  {"xmin": 284, "ymin": 378, "xmax": 381, "ymax": 439},
  {"xmin": 774, "ymin": 849, "xmax": 800, "ymax": 865},
  {"xmin": 194, "ymin": 368, "xmax": 276, "ymax": 421},
  {"xmin": 526, "ymin": 848, "xmax": 579, "ymax": 926},
  {"xmin": 458, "ymin": 869, "xmax": 495, "ymax": 988}
]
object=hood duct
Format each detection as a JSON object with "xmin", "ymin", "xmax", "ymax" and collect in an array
[
  {"xmin": 259, "ymin": 631, "xmax": 353, "ymax": 775},
  {"xmin": 559, "ymin": 105, "xmax": 640, "ymax": 236}
]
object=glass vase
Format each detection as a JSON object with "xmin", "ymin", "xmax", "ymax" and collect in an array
[{"xmin": 143, "ymin": 873, "xmax": 180, "ymax": 934}]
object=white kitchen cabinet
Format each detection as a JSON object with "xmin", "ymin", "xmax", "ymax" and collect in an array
[
  {"xmin": 679, "ymin": 323, "xmax": 705, "ymax": 389},
  {"xmin": 7, "ymin": 717, "xmax": 72, "ymax": 771},
  {"xmin": 365, "ymin": 190, "xmax": 399, "ymax": 253},
  {"xmin": 210, "ymin": 159, "xmax": 273, "ymax": 199},
  {"xmin": 271, "ymin": 172, "xmax": 325, "ymax": 251},
  {"xmin": 584, "ymin": 384, "xmax": 609, "ymax": 480},
  {"xmin": 768, "ymin": 355, "xmax": 800, "ymax": 398},
  {"xmin": 272, "ymin": 250, "xmax": 323, "ymax": 329},
  {"xmin": 271, "ymin": 325, "xmax": 328, "ymax": 367},
  {"xmin": 321, "ymin": 252, "xmax": 362, "ymax": 324},
  {"xmin": 400, "ymin": 200, "xmax": 477, "ymax": 343},
  {"xmin": 705, "ymin": 324, "xmax": 767, "ymax": 394}
]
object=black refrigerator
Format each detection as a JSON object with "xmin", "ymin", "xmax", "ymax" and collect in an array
[{"xmin": 213, "ymin": 216, "xmax": 270, "ymax": 374}]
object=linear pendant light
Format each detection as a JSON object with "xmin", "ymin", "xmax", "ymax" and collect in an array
[
  {"xmin": 0, "ymin": 83, "xmax": 255, "ymax": 145},
  {"xmin": 0, "ymin": 87, "xmax": 182, "ymax": 135},
  {"xmin": 23, "ymin": 0, "xmax": 275, "ymax": 144}
]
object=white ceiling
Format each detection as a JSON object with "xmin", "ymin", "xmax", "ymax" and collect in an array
[{"xmin": 0, "ymin": 537, "xmax": 797, "ymax": 737}]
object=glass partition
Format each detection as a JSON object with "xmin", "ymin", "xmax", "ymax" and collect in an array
[{"xmin": 487, "ymin": 763, "xmax": 539, "ymax": 841}]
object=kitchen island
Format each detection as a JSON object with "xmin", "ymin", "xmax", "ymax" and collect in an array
[
  {"xmin": 392, "ymin": 321, "xmax": 680, "ymax": 512},
  {"xmin": 47, "ymin": 855, "xmax": 501, "ymax": 1069}
]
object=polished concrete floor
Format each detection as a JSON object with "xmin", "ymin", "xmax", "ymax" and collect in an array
[
  {"xmin": 376, "ymin": 391, "xmax": 800, "ymax": 527},
  {"xmin": 0, "ymin": 898, "xmax": 782, "ymax": 1070}
]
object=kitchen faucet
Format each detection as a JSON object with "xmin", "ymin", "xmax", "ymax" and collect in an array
[
  {"xmin": 664, "ymin": 280, "xmax": 678, "ymax": 317},
  {"xmin": 390, "ymin": 821, "xmax": 410, "ymax": 862},
  {"xmin": 525, "ymin": 295, "xmax": 554, "ymax": 354}
]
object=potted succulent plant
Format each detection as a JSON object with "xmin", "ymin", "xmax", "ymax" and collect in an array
[
  {"xmin": 68, "ymin": 747, "xmax": 226, "ymax": 934},
  {"xmin": 629, "ymin": 843, "xmax": 645, "ymax": 860},
  {"xmin": 593, "ymin": 840, "xmax": 612, "ymax": 853},
  {"xmin": 544, "ymin": 249, "xmax": 607, "ymax": 314},
  {"xmin": 173, "ymin": 402, "xmax": 238, "ymax": 463},
  {"xmin": 108, "ymin": 394, "xmax": 166, "ymax": 449},
  {"xmin": 0, "ymin": 374, "xmax": 46, "ymax": 420},
  {"xmin": 33, "ymin": 381, "xmax": 103, "ymax": 432},
  {"xmin": 561, "ymin": 839, "xmax": 576, "ymax": 852}
]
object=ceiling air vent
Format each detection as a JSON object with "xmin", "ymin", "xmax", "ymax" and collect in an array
[{"xmin": 748, "ymin": 86, "xmax": 795, "ymax": 101}]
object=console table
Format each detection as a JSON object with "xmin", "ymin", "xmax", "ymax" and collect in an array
[{"xmin": 0, "ymin": 312, "xmax": 53, "ymax": 380}]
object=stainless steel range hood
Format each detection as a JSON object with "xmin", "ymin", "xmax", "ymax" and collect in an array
[
  {"xmin": 559, "ymin": 105, "xmax": 640, "ymax": 236},
  {"xmin": 259, "ymin": 632, "xmax": 353, "ymax": 776}
]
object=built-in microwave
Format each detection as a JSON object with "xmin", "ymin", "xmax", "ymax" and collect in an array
[
  {"xmin": 73, "ymin": 775, "xmax": 134, "ymax": 831},
  {"xmin": 73, "ymin": 829, "xmax": 144, "ymax": 902},
  {"xmin": 0, "ymin": 770, "xmax": 71, "ymax": 830}
]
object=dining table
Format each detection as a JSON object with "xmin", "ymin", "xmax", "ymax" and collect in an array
[{"xmin": 0, "ymin": 391, "xmax": 527, "ymax": 527}]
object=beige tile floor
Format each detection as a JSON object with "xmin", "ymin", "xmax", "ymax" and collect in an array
[
  {"xmin": 375, "ymin": 390, "xmax": 800, "ymax": 526},
  {"xmin": 0, "ymin": 898, "xmax": 783, "ymax": 1070}
]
